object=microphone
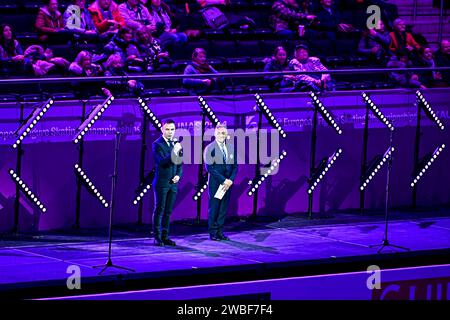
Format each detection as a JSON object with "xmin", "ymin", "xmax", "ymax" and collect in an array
[{"xmin": 173, "ymin": 138, "xmax": 183, "ymax": 157}]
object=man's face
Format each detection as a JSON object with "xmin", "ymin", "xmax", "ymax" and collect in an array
[
  {"xmin": 394, "ymin": 20, "xmax": 406, "ymax": 32},
  {"xmin": 215, "ymin": 128, "xmax": 228, "ymax": 144},
  {"xmin": 162, "ymin": 123, "xmax": 175, "ymax": 140},
  {"xmin": 295, "ymin": 48, "xmax": 309, "ymax": 61},
  {"xmin": 48, "ymin": 0, "xmax": 58, "ymax": 13},
  {"xmin": 423, "ymin": 48, "xmax": 433, "ymax": 60}
]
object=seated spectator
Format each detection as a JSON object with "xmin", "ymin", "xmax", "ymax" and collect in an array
[
  {"xmin": 104, "ymin": 27, "xmax": 144, "ymax": 71},
  {"xmin": 23, "ymin": 45, "xmax": 70, "ymax": 76},
  {"xmin": 104, "ymin": 53, "xmax": 144, "ymax": 96},
  {"xmin": 36, "ymin": 0, "xmax": 71, "ymax": 43},
  {"xmin": 416, "ymin": 47, "xmax": 447, "ymax": 88},
  {"xmin": 389, "ymin": 18, "xmax": 421, "ymax": 59},
  {"xmin": 146, "ymin": 0, "xmax": 188, "ymax": 51},
  {"xmin": 183, "ymin": 47, "xmax": 224, "ymax": 95},
  {"xmin": 358, "ymin": 19, "xmax": 391, "ymax": 64},
  {"xmin": 263, "ymin": 46, "xmax": 295, "ymax": 92},
  {"xmin": 88, "ymin": 0, "xmax": 125, "ymax": 37},
  {"xmin": 136, "ymin": 28, "xmax": 172, "ymax": 73},
  {"xmin": 0, "ymin": 24, "xmax": 25, "ymax": 75},
  {"xmin": 119, "ymin": 0, "xmax": 155, "ymax": 33},
  {"xmin": 387, "ymin": 54, "xmax": 425, "ymax": 89},
  {"xmin": 288, "ymin": 44, "xmax": 332, "ymax": 91},
  {"xmin": 269, "ymin": 0, "xmax": 316, "ymax": 39},
  {"xmin": 69, "ymin": 50, "xmax": 111, "ymax": 97},
  {"xmin": 308, "ymin": 0, "xmax": 355, "ymax": 42},
  {"xmin": 434, "ymin": 40, "xmax": 449, "ymax": 84},
  {"xmin": 63, "ymin": 0, "xmax": 99, "ymax": 43}
]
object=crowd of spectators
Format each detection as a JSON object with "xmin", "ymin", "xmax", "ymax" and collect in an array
[{"xmin": 0, "ymin": 0, "xmax": 448, "ymax": 97}]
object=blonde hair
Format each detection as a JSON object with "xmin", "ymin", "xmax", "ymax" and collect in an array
[{"xmin": 104, "ymin": 53, "xmax": 123, "ymax": 69}]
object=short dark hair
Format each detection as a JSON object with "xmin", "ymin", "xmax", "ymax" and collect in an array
[
  {"xmin": 163, "ymin": 119, "xmax": 176, "ymax": 126},
  {"xmin": 295, "ymin": 44, "xmax": 309, "ymax": 52}
]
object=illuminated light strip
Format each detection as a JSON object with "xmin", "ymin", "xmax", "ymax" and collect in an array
[
  {"xmin": 410, "ymin": 144, "xmax": 446, "ymax": 187},
  {"xmin": 74, "ymin": 96, "xmax": 115, "ymax": 144},
  {"xmin": 310, "ymin": 92, "xmax": 342, "ymax": 135},
  {"xmin": 137, "ymin": 98, "xmax": 162, "ymax": 129},
  {"xmin": 13, "ymin": 98, "xmax": 54, "ymax": 149},
  {"xmin": 307, "ymin": 149, "xmax": 343, "ymax": 194},
  {"xmin": 416, "ymin": 91, "xmax": 445, "ymax": 130},
  {"xmin": 74, "ymin": 164, "xmax": 109, "ymax": 208},
  {"xmin": 361, "ymin": 92, "xmax": 394, "ymax": 131},
  {"xmin": 193, "ymin": 181, "xmax": 209, "ymax": 201},
  {"xmin": 8, "ymin": 169, "xmax": 47, "ymax": 213},
  {"xmin": 255, "ymin": 93, "xmax": 287, "ymax": 138},
  {"xmin": 360, "ymin": 147, "xmax": 394, "ymax": 191},
  {"xmin": 248, "ymin": 151, "xmax": 287, "ymax": 196},
  {"xmin": 198, "ymin": 96, "xmax": 220, "ymax": 126},
  {"xmin": 133, "ymin": 184, "xmax": 152, "ymax": 205}
]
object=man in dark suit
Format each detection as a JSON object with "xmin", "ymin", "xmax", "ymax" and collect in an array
[
  {"xmin": 204, "ymin": 124, "xmax": 238, "ymax": 241},
  {"xmin": 152, "ymin": 119, "xmax": 183, "ymax": 246}
]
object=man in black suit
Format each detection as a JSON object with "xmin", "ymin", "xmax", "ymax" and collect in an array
[
  {"xmin": 152, "ymin": 119, "xmax": 183, "ymax": 246},
  {"xmin": 204, "ymin": 124, "xmax": 238, "ymax": 241}
]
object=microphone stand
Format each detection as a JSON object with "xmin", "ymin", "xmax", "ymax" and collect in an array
[{"xmin": 94, "ymin": 132, "xmax": 135, "ymax": 274}]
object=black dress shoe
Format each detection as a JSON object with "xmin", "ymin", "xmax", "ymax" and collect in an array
[
  {"xmin": 154, "ymin": 238, "xmax": 165, "ymax": 246},
  {"xmin": 217, "ymin": 234, "xmax": 230, "ymax": 241},
  {"xmin": 210, "ymin": 234, "xmax": 221, "ymax": 241},
  {"xmin": 162, "ymin": 238, "xmax": 176, "ymax": 246}
]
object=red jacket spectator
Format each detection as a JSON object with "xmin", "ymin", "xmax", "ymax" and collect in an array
[
  {"xmin": 88, "ymin": 0, "xmax": 125, "ymax": 34},
  {"xmin": 35, "ymin": 0, "xmax": 64, "ymax": 42}
]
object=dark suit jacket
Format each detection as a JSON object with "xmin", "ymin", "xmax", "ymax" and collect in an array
[
  {"xmin": 152, "ymin": 136, "xmax": 183, "ymax": 188},
  {"xmin": 204, "ymin": 141, "xmax": 238, "ymax": 191}
]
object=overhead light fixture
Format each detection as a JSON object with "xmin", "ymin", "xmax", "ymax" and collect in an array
[
  {"xmin": 198, "ymin": 96, "xmax": 220, "ymax": 126},
  {"xmin": 360, "ymin": 147, "xmax": 394, "ymax": 191},
  {"xmin": 133, "ymin": 169, "xmax": 155, "ymax": 205},
  {"xmin": 254, "ymin": 93, "xmax": 287, "ymax": 138},
  {"xmin": 411, "ymin": 144, "xmax": 445, "ymax": 187},
  {"xmin": 73, "ymin": 95, "xmax": 115, "ymax": 144},
  {"xmin": 137, "ymin": 98, "xmax": 162, "ymax": 130},
  {"xmin": 74, "ymin": 164, "xmax": 109, "ymax": 207},
  {"xmin": 307, "ymin": 148, "xmax": 342, "ymax": 194},
  {"xmin": 361, "ymin": 92, "xmax": 394, "ymax": 131},
  {"xmin": 310, "ymin": 92, "xmax": 342, "ymax": 135},
  {"xmin": 13, "ymin": 98, "xmax": 54, "ymax": 149},
  {"xmin": 8, "ymin": 169, "xmax": 47, "ymax": 212},
  {"xmin": 248, "ymin": 151, "xmax": 287, "ymax": 196},
  {"xmin": 416, "ymin": 91, "xmax": 445, "ymax": 130}
]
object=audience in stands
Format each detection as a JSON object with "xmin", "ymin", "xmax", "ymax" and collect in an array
[
  {"xmin": 308, "ymin": 0, "xmax": 355, "ymax": 41},
  {"xmin": 104, "ymin": 53, "xmax": 144, "ymax": 95},
  {"xmin": 264, "ymin": 46, "xmax": 295, "ymax": 92},
  {"xmin": 63, "ymin": 0, "xmax": 99, "ymax": 43},
  {"xmin": 0, "ymin": 24, "xmax": 25, "ymax": 75},
  {"xmin": 416, "ymin": 47, "xmax": 447, "ymax": 88},
  {"xmin": 289, "ymin": 44, "xmax": 331, "ymax": 91},
  {"xmin": 269, "ymin": 0, "xmax": 316, "ymax": 39},
  {"xmin": 183, "ymin": 47, "xmax": 223, "ymax": 95},
  {"xmin": 387, "ymin": 54, "xmax": 425, "ymax": 89},
  {"xmin": 104, "ymin": 26, "xmax": 143, "ymax": 71},
  {"xmin": 136, "ymin": 27, "xmax": 171, "ymax": 73},
  {"xmin": 88, "ymin": 0, "xmax": 125, "ymax": 38},
  {"xmin": 358, "ymin": 19, "xmax": 391, "ymax": 65},
  {"xmin": 36, "ymin": 0, "xmax": 70, "ymax": 43},
  {"xmin": 434, "ymin": 40, "xmax": 449, "ymax": 84},
  {"xmin": 119, "ymin": 0, "xmax": 155, "ymax": 33},
  {"xmin": 146, "ymin": 0, "xmax": 188, "ymax": 51},
  {"xmin": 389, "ymin": 18, "xmax": 421, "ymax": 59},
  {"xmin": 24, "ymin": 45, "xmax": 70, "ymax": 76}
]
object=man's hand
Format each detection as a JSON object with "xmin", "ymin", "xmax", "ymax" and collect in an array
[
  {"xmin": 223, "ymin": 179, "xmax": 233, "ymax": 190},
  {"xmin": 12, "ymin": 55, "xmax": 24, "ymax": 62},
  {"xmin": 173, "ymin": 142, "xmax": 182, "ymax": 155},
  {"xmin": 172, "ymin": 175, "xmax": 180, "ymax": 184}
]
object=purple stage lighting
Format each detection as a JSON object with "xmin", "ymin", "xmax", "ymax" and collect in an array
[
  {"xmin": 309, "ymin": 92, "xmax": 342, "ymax": 135},
  {"xmin": 360, "ymin": 147, "xmax": 394, "ymax": 191},
  {"xmin": 416, "ymin": 91, "xmax": 445, "ymax": 130},
  {"xmin": 198, "ymin": 96, "xmax": 221, "ymax": 126},
  {"xmin": 308, "ymin": 148, "xmax": 342, "ymax": 194},
  {"xmin": 361, "ymin": 92, "xmax": 394, "ymax": 131},
  {"xmin": 74, "ymin": 164, "xmax": 109, "ymax": 208},
  {"xmin": 137, "ymin": 98, "xmax": 162, "ymax": 130},
  {"xmin": 8, "ymin": 169, "xmax": 47, "ymax": 212},
  {"xmin": 248, "ymin": 151, "xmax": 287, "ymax": 196}
]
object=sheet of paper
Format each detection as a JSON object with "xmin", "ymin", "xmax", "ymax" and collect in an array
[{"xmin": 214, "ymin": 184, "xmax": 227, "ymax": 200}]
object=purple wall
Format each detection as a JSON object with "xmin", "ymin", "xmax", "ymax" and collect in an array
[{"xmin": 1, "ymin": 89, "xmax": 449, "ymax": 232}]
